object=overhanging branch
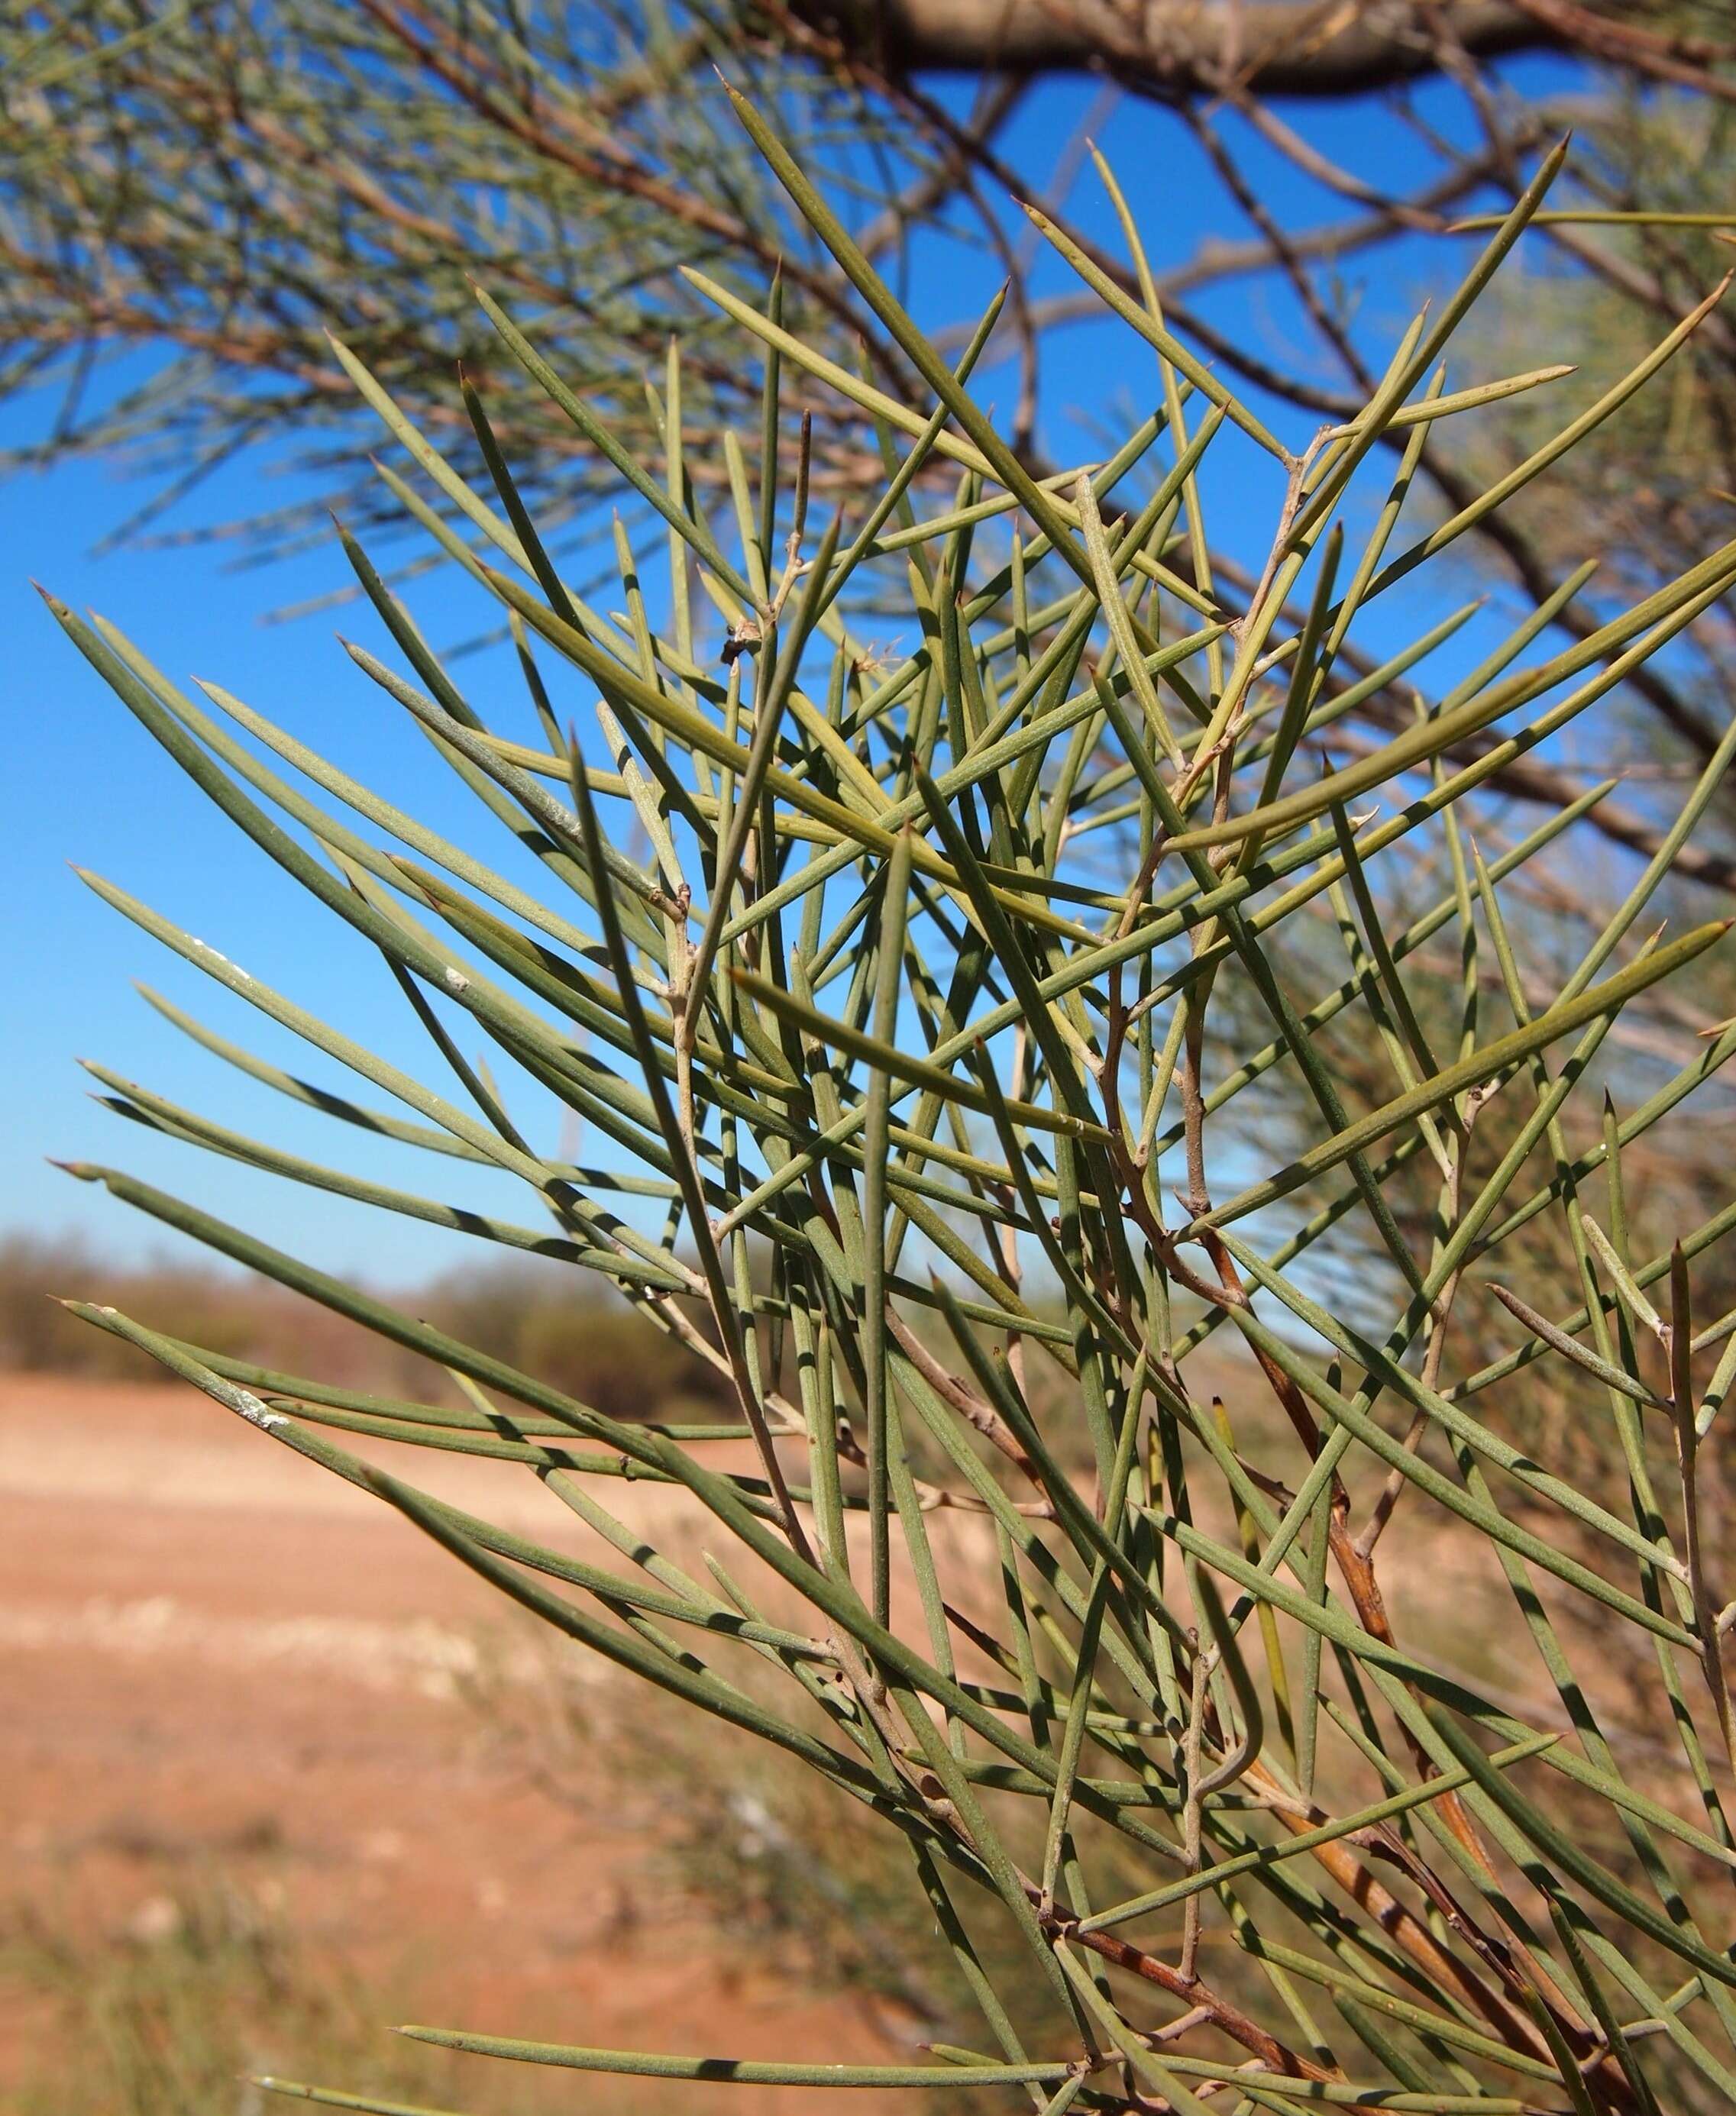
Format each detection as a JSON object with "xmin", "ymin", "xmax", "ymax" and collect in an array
[{"xmin": 794, "ymin": 2, "xmax": 1564, "ymax": 97}]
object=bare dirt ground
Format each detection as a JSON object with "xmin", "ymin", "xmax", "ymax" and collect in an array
[
  {"xmin": 8, "ymin": 1361, "xmax": 1638, "ymax": 2113},
  {"xmin": 0, "ymin": 1371, "xmax": 921, "ymax": 2107}
]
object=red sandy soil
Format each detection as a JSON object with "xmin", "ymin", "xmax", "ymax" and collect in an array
[
  {"xmin": 0, "ymin": 1371, "xmax": 926, "ymax": 2105},
  {"xmin": 4, "ymin": 1362, "xmax": 1596, "ymax": 2110}
]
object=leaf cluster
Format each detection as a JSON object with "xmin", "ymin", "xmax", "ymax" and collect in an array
[{"xmin": 43, "ymin": 93, "xmax": 1736, "ymax": 2116}]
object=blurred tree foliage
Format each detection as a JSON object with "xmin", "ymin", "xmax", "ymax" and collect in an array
[{"xmin": 1454, "ymin": 86, "xmax": 1734, "ymax": 619}]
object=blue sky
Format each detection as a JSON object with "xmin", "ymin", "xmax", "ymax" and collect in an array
[{"xmin": 2, "ymin": 53, "xmax": 1595, "ymax": 1283}]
